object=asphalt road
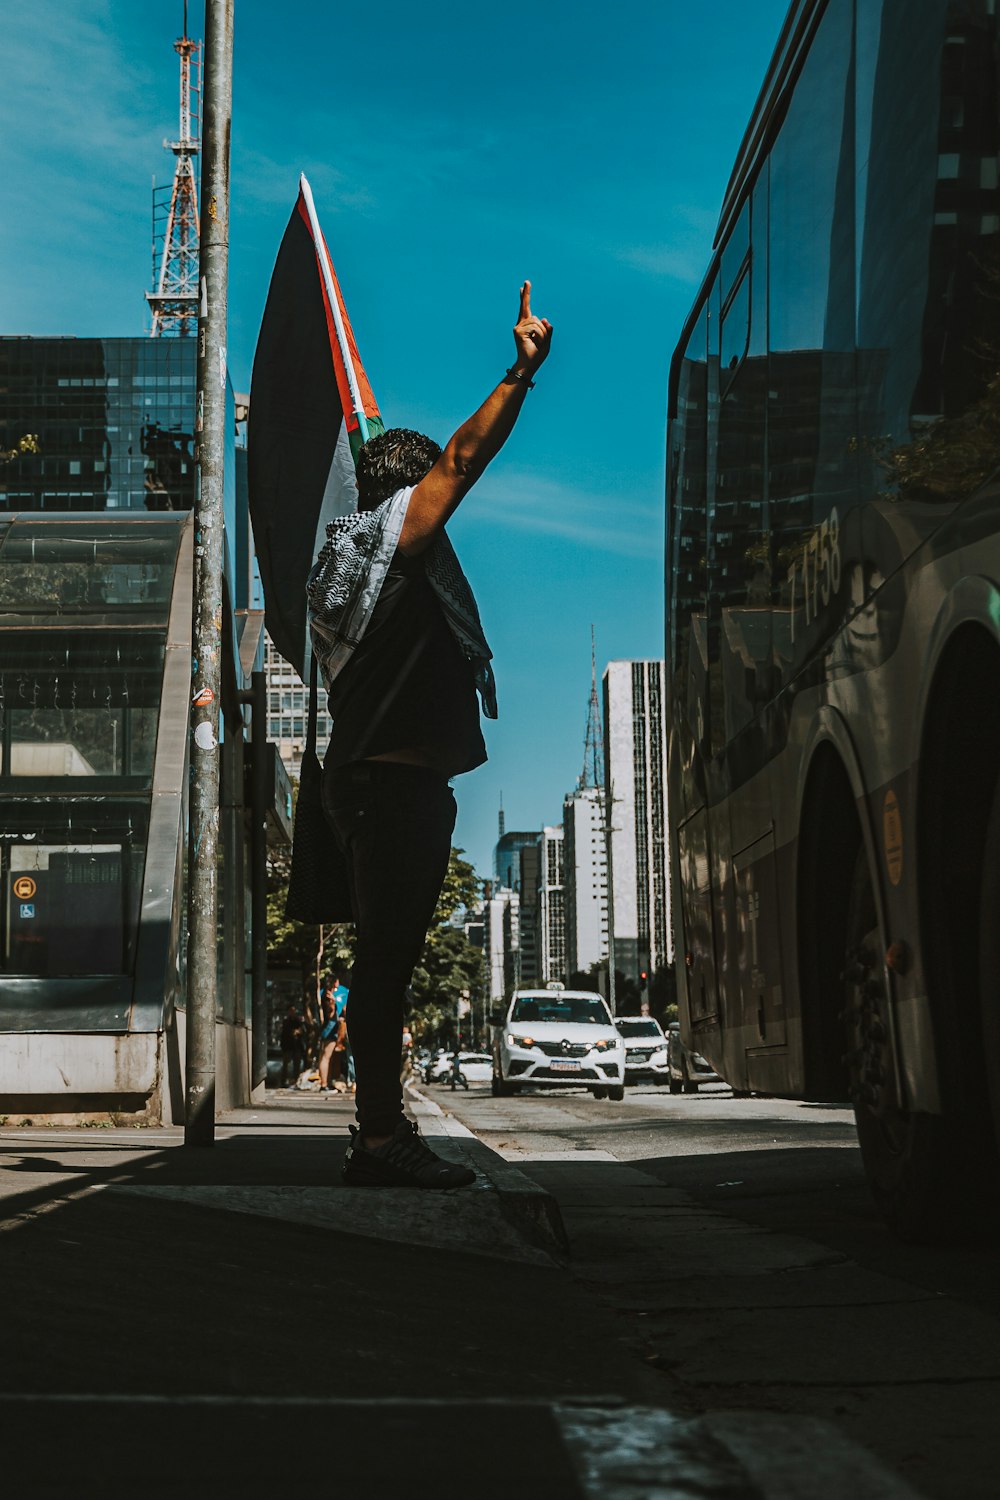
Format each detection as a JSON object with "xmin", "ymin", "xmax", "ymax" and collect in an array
[{"xmin": 419, "ymin": 1076, "xmax": 1000, "ymax": 1500}]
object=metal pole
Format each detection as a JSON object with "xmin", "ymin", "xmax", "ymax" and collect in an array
[
  {"xmin": 250, "ymin": 670, "xmax": 269, "ymax": 1091},
  {"xmin": 185, "ymin": 0, "xmax": 234, "ymax": 1147},
  {"xmin": 604, "ymin": 782, "xmax": 617, "ymax": 1017},
  {"xmin": 298, "ymin": 174, "xmax": 372, "ymax": 443}
]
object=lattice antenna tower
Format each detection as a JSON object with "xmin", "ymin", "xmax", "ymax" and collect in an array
[
  {"xmin": 579, "ymin": 625, "xmax": 606, "ymax": 791},
  {"xmin": 146, "ymin": 4, "xmax": 201, "ymax": 336}
]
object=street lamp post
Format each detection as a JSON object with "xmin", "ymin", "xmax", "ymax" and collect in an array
[{"xmin": 185, "ymin": 0, "xmax": 234, "ymax": 1147}]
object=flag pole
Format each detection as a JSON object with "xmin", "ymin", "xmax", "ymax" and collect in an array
[{"xmin": 298, "ymin": 173, "xmax": 371, "ymax": 444}]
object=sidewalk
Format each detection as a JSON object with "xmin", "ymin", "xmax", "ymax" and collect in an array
[{"xmin": 0, "ymin": 1088, "xmax": 923, "ymax": 1498}]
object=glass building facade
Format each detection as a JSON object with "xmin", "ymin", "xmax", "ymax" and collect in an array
[
  {"xmin": 0, "ymin": 337, "xmax": 198, "ymax": 514},
  {"xmin": 0, "ymin": 337, "xmax": 282, "ymax": 1117},
  {"xmin": 0, "ymin": 337, "xmax": 250, "ymax": 609},
  {"xmin": 0, "ymin": 514, "xmax": 188, "ymax": 1027}
]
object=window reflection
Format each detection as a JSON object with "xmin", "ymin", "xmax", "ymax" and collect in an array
[
  {"xmin": 711, "ymin": 189, "xmax": 769, "ymax": 749},
  {"xmin": 768, "ymin": 0, "xmax": 858, "ymax": 686},
  {"xmin": 1, "ymin": 809, "xmax": 148, "ymax": 976},
  {"xmin": 857, "ymin": 0, "xmax": 1000, "ymax": 545},
  {"xmin": 0, "ymin": 633, "xmax": 164, "ymax": 780},
  {"xmin": 668, "ymin": 306, "xmax": 709, "ymax": 775},
  {"xmin": 0, "ymin": 515, "xmax": 183, "ymax": 981},
  {"xmin": 0, "ymin": 526, "xmax": 179, "ymax": 614}
]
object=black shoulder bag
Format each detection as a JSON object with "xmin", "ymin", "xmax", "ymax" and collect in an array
[{"xmin": 284, "ymin": 657, "xmax": 354, "ymax": 924}]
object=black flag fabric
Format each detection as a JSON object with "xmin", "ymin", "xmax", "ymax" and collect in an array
[{"xmin": 247, "ymin": 175, "xmax": 383, "ymax": 679}]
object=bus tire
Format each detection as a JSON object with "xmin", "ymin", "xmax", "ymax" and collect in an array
[
  {"xmin": 978, "ymin": 777, "xmax": 1000, "ymax": 1165},
  {"xmin": 844, "ymin": 842, "xmax": 974, "ymax": 1243}
]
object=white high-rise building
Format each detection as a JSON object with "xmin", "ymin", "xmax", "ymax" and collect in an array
[
  {"xmin": 538, "ymin": 826, "xmax": 565, "ymax": 984},
  {"xmin": 563, "ymin": 786, "xmax": 608, "ymax": 980},
  {"xmin": 265, "ymin": 634, "xmax": 333, "ymax": 782},
  {"xmin": 487, "ymin": 887, "xmax": 519, "ymax": 1005},
  {"xmin": 603, "ymin": 660, "xmax": 671, "ymax": 982}
]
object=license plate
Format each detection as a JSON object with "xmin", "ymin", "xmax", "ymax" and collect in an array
[{"xmin": 550, "ymin": 1059, "xmax": 581, "ymax": 1072}]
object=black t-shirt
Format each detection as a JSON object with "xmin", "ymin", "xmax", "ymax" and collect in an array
[{"xmin": 325, "ymin": 549, "xmax": 487, "ymax": 776}]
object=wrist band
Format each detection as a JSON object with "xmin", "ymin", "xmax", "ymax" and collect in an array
[{"xmin": 505, "ymin": 366, "xmax": 535, "ymax": 388}]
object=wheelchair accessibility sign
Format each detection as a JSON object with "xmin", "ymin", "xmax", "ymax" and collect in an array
[{"xmin": 19, "ymin": 904, "xmax": 35, "ymax": 919}]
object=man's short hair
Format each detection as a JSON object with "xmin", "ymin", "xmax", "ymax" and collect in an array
[{"xmin": 355, "ymin": 428, "xmax": 441, "ymax": 511}]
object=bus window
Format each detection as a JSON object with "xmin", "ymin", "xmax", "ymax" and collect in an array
[
  {"xmin": 711, "ymin": 194, "xmax": 770, "ymax": 748},
  {"xmin": 856, "ymin": 0, "xmax": 1000, "ymax": 588},
  {"xmin": 767, "ymin": 0, "xmax": 858, "ymax": 687},
  {"xmin": 667, "ymin": 303, "xmax": 710, "ymax": 808}
]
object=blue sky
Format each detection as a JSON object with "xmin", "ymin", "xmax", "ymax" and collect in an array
[{"xmin": 5, "ymin": 0, "xmax": 789, "ymax": 880}]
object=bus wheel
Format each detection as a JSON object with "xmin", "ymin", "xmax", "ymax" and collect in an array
[{"xmin": 843, "ymin": 844, "xmax": 967, "ymax": 1242}]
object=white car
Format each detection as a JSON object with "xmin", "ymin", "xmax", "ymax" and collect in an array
[
  {"xmin": 438, "ymin": 1051, "xmax": 493, "ymax": 1084},
  {"xmin": 616, "ymin": 1016, "xmax": 670, "ymax": 1085},
  {"xmin": 491, "ymin": 986, "xmax": 627, "ymax": 1099},
  {"xmin": 424, "ymin": 1050, "xmax": 452, "ymax": 1083}
]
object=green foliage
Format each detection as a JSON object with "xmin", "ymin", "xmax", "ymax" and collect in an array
[
  {"xmin": 404, "ymin": 847, "xmax": 485, "ymax": 1038},
  {"xmin": 432, "ymin": 847, "xmax": 481, "ymax": 925},
  {"xmin": 265, "ymin": 838, "xmax": 354, "ymax": 1020},
  {"xmin": 266, "ymin": 832, "xmax": 485, "ymax": 1038}
]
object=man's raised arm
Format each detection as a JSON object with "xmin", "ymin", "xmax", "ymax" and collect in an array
[{"xmin": 397, "ymin": 281, "xmax": 553, "ymax": 556}]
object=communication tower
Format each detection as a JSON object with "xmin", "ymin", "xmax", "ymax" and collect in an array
[
  {"xmin": 579, "ymin": 625, "xmax": 606, "ymax": 791},
  {"xmin": 146, "ymin": 5, "xmax": 201, "ymax": 336}
]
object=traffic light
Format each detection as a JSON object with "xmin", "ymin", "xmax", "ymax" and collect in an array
[{"xmin": 639, "ymin": 971, "xmax": 648, "ymax": 989}]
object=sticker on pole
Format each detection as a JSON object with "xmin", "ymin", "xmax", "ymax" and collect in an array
[
  {"xmin": 192, "ymin": 685, "xmax": 215, "ymax": 707},
  {"xmin": 194, "ymin": 721, "xmax": 218, "ymax": 751}
]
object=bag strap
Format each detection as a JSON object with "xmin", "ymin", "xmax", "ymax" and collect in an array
[{"xmin": 305, "ymin": 654, "xmax": 320, "ymax": 759}]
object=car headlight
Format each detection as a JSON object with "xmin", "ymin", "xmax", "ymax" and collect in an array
[
  {"xmin": 652, "ymin": 1047, "xmax": 668, "ymax": 1059},
  {"xmin": 507, "ymin": 1033, "xmax": 535, "ymax": 1048},
  {"xmin": 590, "ymin": 1037, "xmax": 614, "ymax": 1052}
]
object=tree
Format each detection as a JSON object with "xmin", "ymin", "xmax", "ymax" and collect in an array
[
  {"xmin": 265, "ymin": 836, "xmax": 354, "ymax": 1024},
  {"xmin": 266, "ymin": 833, "xmax": 484, "ymax": 1038},
  {"xmin": 407, "ymin": 848, "xmax": 485, "ymax": 1040}
]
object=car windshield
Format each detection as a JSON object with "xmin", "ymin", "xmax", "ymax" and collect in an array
[
  {"xmin": 510, "ymin": 995, "xmax": 612, "ymax": 1025},
  {"xmin": 617, "ymin": 1020, "xmax": 661, "ymax": 1037}
]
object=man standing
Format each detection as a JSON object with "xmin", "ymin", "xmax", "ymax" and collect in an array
[
  {"xmin": 279, "ymin": 1002, "xmax": 307, "ymax": 1088},
  {"xmin": 308, "ymin": 283, "xmax": 552, "ymax": 1188}
]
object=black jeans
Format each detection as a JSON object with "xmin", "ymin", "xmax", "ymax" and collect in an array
[{"xmin": 321, "ymin": 759, "xmax": 457, "ymax": 1138}]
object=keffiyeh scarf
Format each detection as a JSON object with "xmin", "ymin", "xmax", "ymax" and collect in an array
[{"xmin": 306, "ymin": 486, "xmax": 497, "ymax": 718}]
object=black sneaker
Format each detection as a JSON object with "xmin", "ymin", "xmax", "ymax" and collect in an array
[{"xmin": 341, "ymin": 1118, "xmax": 477, "ymax": 1189}]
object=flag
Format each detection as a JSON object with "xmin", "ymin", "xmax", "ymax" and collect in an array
[{"xmin": 247, "ymin": 174, "xmax": 384, "ymax": 679}]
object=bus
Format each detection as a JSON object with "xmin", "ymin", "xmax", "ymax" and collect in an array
[{"xmin": 665, "ymin": 0, "xmax": 1000, "ymax": 1239}]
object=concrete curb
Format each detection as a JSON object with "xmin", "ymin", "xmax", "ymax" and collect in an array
[{"xmin": 406, "ymin": 1083, "xmax": 571, "ymax": 1266}]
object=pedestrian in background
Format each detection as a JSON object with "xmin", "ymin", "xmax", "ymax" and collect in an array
[
  {"xmin": 449, "ymin": 1046, "xmax": 468, "ymax": 1092},
  {"xmin": 280, "ymin": 1002, "xmax": 307, "ymax": 1087},
  {"xmin": 316, "ymin": 982, "xmax": 339, "ymax": 1092}
]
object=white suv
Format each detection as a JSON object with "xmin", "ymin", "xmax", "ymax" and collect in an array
[{"xmin": 491, "ymin": 986, "xmax": 627, "ymax": 1100}]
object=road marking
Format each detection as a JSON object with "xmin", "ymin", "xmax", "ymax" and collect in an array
[{"xmin": 556, "ymin": 1405, "xmax": 925, "ymax": 1500}]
